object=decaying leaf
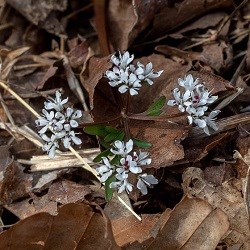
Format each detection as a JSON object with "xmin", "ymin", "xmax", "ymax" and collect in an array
[
  {"xmin": 48, "ymin": 179, "xmax": 92, "ymax": 204},
  {"xmin": 0, "ymin": 203, "xmax": 121, "ymax": 250},
  {"xmin": 125, "ymin": 196, "xmax": 229, "ymax": 250},
  {"xmin": 6, "ymin": 0, "xmax": 67, "ymax": 35},
  {"xmin": 0, "ymin": 145, "xmax": 32, "ymax": 205},
  {"xmin": 182, "ymin": 167, "xmax": 250, "ymax": 248},
  {"xmin": 4, "ymin": 193, "xmax": 58, "ymax": 220},
  {"xmin": 112, "ymin": 214, "xmax": 161, "ymax": 247}
]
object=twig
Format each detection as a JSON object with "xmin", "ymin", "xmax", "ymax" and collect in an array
[
  {"xmin": 117, "ymin": 195, "xmax": 142, "ymax": 221},
  {"xmin": 0, "ymin": 92, "xmax": 15, "ymax": 126},
  {"xmin": 188, "ymin": 112, "xmax": 250, "ymax": 140}
]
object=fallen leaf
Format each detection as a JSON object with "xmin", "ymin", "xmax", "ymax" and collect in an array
[
  {"xmin": 125, "ymin": 196, "xmax": 229, "ymax": 250},
  {"xmin": 67, "ymin": 40, "xmax": 90, "ymax": 68},
  {"xmin": 36, "ymin": 66, "xmax": 58, "ymax": 90},
  {"xmin": 112, "ymin": 214, "xmax": 161, "ymax": 247},
  {"xmin": 0, "ymin": 203, "xmax": 121, "ymax": 250},
  {"xmin": 4, "ymin": 193, "xmax": 58, "ymax": 219},
  {"xmin": 0, "ymin": 145, "xmax": 32, "ymax": 205},
  {"xmin": 48, "ymin": 179, "xmax": 91, "ymax": 204},
  {"xmin": 142, "ymin": 0, "xmax": 233, "ymax": 41},
  {"xmin": 182, "ymin": 167, "xmax": 250, "ymax": 248},
  {"xmin": 81, "ymin": 55, "xmax": 112, "ymax": 110},
  {"xmin": 6, "ymin": 0, "xmax": 67, "ymax": 35},
  {"xmin": 107, "ymin": 0, "xmax": 138, "ymax": 50}
]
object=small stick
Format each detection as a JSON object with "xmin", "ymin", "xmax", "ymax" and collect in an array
[{"xmin": 117, "ymin": 195, "xmax": 142, "ymax": 221}]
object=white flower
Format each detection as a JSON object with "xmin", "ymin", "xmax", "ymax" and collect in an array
[
  {"xmin": 36, "ymin": 91, "xmax": 83, "ymax": 157},
  {"xmin": 118, "ymin": 72, "xmax": 142, "ymax": 96},
  {"xmin": 120, "ymin": 155, "xmax": 142, "ymax": 174},
  {"xmin": 96, "ymin": 157, "xmax": 115, "ymax": 182},
  {"xmin": 135, "ymin": 62, "xmax": 163, "ymax": 85},
  {"xmin": 44, "ymin": 91, "xmax": 68, "ymax": 112},
  {"xmin": 41, "ymin": 134, "xmax": 59, "ymax": 158},
  {"xmin": 191, "ymin": 85, "xmax": 218, "ymax": 107},
  {"xmin": 167, "ymin": 74, "xmax": 220, "ymax": 135},
  {"xmin": 178, "ymin": 74, "xmax": 201, "ymax": 91},
  {"xmin": 110, "ymin": 139, "xmax": 133, "ymax": 156},
  {"xmin": 111, "ymin": 51, "xmax": 134, "ymax": 70},
  {"xmin": 137, "ymin": 173, "xmax": 158, "ymax": 195},
  {"xmin": 192, "ymin": 110, "xmax": 220, "ymax": 133},
  {"xmin": 62, "ymin": 130, "xmax": 82, "ymax": 148},
  {"xmin": 110, "ymin": 172, "xmax": 133, "ymax": 194},
  {"xmin": 167, "ymin": 88, "xmax": 191, "ymax": 112},
  {"xmin": 132, "ymin": 151, "xmax": 151, "ymax": 166},
  {"xmin": 106, "ymin": 51, "xmax": 163, "ymax": 96}
]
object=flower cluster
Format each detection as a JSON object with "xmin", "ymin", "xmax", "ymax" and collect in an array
[
  {"xmin": 96, "ymin": 139, "xmax": 158, "ymax": 195},
  {"xmin": 167, "ymin": 74, "xmax": 220, "ymax": 135},
  {"xmin": 35, "ymin": 91, "xmax": 82, "ymax": 158},
  {"xmin": 105, "ymin": 51, "xmax": 163, "ymax": 96}
]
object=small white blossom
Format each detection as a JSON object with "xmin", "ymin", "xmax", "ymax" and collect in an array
[
  {"xmin": 167, "ymin": 88, "xmax": 191, "ymax": 112},
  {"xmin": 111, "ymin": 51, "xmax": 134, "ymax": 70},
  {"xmin": 96, "ymin": 157, "xmax": 115, "ymax": 182},
  {"xmin": 41, "ymin": 134, "xmax": 59, "ymax": 158},
  {"xmin": 101, "ymin": 139, "xmax": 158, "ymax": 195},
  {"xmin": 137, "ymin": 173, "xmax": 159, "ymax": 195},
  {"xmin": 132, "ymin": 151, "xmax": 151, "ymax": 166},
  {"xmin": 36, "ymin": 90, "xmax": 83, "ymax": 157},
  {"xmin": 118, "ymin": 72, "xmax": 142, "ymax": 96},
  {"xmin": 178, "ymin": 74, "xmax": 201, "ymax": 91},
  {"xmin": 106, "ymin": 51, "xmax": 163, "ymax": 95},
  {"xmin": 167, "ymin": 74, "xmax": 220, "ymax": 135},
  {"xmin": 135, "ymin": 62, "xmax": 163, "ymax": 85},
  {"xmin": 44, "ymin": 91, "xmax": 68, "ymax": 112},
  {"xmin": 110, "ymin": 171, "xmax": 133, "ymax": 194},
  {"xmin": 120, "ymin": 155, "xmax": 142, "ymax": 174},
  {"xmin": 62, "ymin": 130, "xmax": 82, "ymax": 148},
  {"xmin": 194, "ymin": 110, "xmax": 220, "ymax": 135},
  {"xmin": 110, "ymin": 139, "xmax": 133, "ymax": 156}
]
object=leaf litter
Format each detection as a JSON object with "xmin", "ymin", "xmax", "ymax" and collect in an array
[{"xmin": 0, "ymin": 0, "xmax": 249, "ymax": 249}]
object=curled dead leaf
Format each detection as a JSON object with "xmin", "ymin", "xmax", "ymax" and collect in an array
[{"xmin": 0, "ymin": 202, "xmax": 121, "ymax": 250}]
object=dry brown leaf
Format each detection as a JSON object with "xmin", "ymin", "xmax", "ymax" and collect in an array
[
  {"xmin": 81, "ymin": 55, "xmax": 112, "ymax": 110},
  {"xmin": 0, "ymin": 145, "xmax": 32, "ymax": 205},
  {"xmin": 7, "ymin": 0, "xmax": 67, "ymax": 35},
  {"xmin": 36, "ymin": 66, "xmax": 58, "ymax": 90},
  {"xmin": 175, "ymin": 12, "xmax": 227, "ymax": 35},
  {"xmin": 47, "ymin": 179, "xmax": 91, "ymax": 204},
  {"xmin": 135, "ymin": 0, "xmax": 233, "ymax": 41},
  {"xmin": 112, "ymin": 214, "xmax": 161, "ymax": 247},
  {"xmin": 107, "ymin": 0, "xmax": 137, "ymax": 50},
  {"xmin": 201, "ymin": 42, "xmax": 233, "ymax": 72},
  {"xmin": 67, "ymin": 40, "xmax": 90, "ymax": 68},
  {"xmin": 0, "ymin": 203, "xmax": 121, "ymax": 250},
  {"xmin": 5, "ymin": 193, "xmax": 58, "ymax": 220},
  {"xmin": 182, "ymin": 167, "xmax": 250, "ymax": 248},
  {"xmin": 125, "ymin": 196, "xmax": 229, "ymax": 250}
]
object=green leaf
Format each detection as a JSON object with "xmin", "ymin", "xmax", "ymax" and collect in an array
[
  {"xmin": 105, "ymin": 126, "xmax": 120, "ymax": 133},
  {"xmin": 93, "ymin": 148, "xmax": 111, "ymax": 162},
  {"xmin": 110, "ymin": 155, "xmax": 120, "ymax": 165},
  {"xmin": 104, "ymin": 130, "xmax": 125, "ymax": 143},
  {"xmin": 83, "ymin": 125, "xmax": 108, "ymax": 137},
  {"xmin": 146, "ymin": 96, "xmax": 166, "ymax": 116},
  {"xmin": 133, "ymin": 138, "xmax": 152, "ymax": 149},
  {"xmin": 99, "ymin": 140, "xmax": 111, "ymax": 149},
  {"xmin": 105, "ymin": 175, "xmax": 116, "ymax": 201}
]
